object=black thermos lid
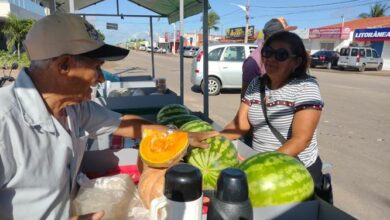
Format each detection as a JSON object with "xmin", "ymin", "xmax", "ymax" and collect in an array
[
  {"xmin": 215, "ymin": 168, "xmax": 249, "ymax": 203},
  {"xmin": 164, "ymin": 164, "xmax": 203, "ymax": 202}
]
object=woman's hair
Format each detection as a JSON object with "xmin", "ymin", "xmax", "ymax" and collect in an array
[{"xmin": 263, "ymin": 31, "xmax": 308, "ymax": 78}]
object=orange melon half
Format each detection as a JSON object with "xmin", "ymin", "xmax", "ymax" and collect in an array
[{"xmin": 139, "ymin": 129, "xmax": 189, "ymax": 168}]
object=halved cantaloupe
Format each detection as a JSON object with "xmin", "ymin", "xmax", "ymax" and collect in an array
[{"xmin": 139, "ymin": 129, "xmax": 188, "ymax": 168}]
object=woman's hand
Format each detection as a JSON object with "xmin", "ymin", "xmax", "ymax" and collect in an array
[
  {"xmin": 188, "ymin": 130, "xmax": 220, "ymax": 148},
  {"xmin": 69, "ymin": 211, "xmax": 104, "ymax": 220}
]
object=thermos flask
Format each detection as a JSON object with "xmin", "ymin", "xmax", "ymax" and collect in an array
[
  {"xmin": 150, "ymin": 163, "xmax": 203, "ymax": 220},
  {"xmin": 207, "ymin": 168, "xmax": 253, "ymax": 220}
]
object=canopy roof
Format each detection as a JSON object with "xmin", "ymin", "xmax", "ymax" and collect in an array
[{"xmin": 39, "ymin": 0, "xmax": 209, "ymax": 23}]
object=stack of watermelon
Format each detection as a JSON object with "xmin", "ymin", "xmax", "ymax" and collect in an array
[
  {"xmin": 156, "ymin": 104, "xmax": 200, "ymax": 128},
  {"xmin": 156, "ymin": 104, "xmax": 239, "ymax": 190}
]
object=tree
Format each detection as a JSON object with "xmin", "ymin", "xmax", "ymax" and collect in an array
[
  {"xmin": 358, "ymin": 3, "xmax": 389, "ymax": 18},
  {"xmin": 201, "ymin": 10, "xmax": 220, "ymax": 32},
  {"xmin": 2, "ymin": 13, "xmax": 34, "ymax": 59},
  {"xmin": 97, "ymin": 29, "xmax": 105, "ymax": 41}
]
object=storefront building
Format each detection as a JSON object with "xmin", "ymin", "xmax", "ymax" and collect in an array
[
  {"xmin": 307, "ymin": 16, "xmax": 390, "ymax": 70},
  {"xmin": 353, "ymin": 27, "xmax": 390, "ymax": 70}
]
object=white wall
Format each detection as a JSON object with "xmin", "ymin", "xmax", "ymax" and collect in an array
[
  {"xmin": 382, "ymin": 41, "xmax": 390, "ymax": 70},
  {"xmin": 309, "ymin": 32, "xmax": 354, "ymax": 54}
]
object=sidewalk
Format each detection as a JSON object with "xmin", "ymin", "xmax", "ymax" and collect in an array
[{"xmin": 312, "ymin": 67, "xmax": 390, "ymax": 77}]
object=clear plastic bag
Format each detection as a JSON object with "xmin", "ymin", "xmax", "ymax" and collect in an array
[{"xmin": 71, "ymin": 173, "xmax": 138, "ymax": 220}]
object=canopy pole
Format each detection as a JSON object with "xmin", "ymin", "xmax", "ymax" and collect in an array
[
  {"xmin": 202, "ymin": 0, "xmax": 209, "ymax": 118},
  {"xmin": 69, "ymin": 0, "xmax": 75, "ymax": 13},
  {"xmin": 49, "ymin": 0, "xmax": 56, "ymax": 14},
  {"xmin": 179, "ymin": 0, "xmax": 184, "ymax": 104},
  {"xmin": 149, "ymin": 17, "xmax": 155, "ymax": 78},
  {"xmin": 116, "ymin": 0, "xmax": 119, "ymax": 15}
]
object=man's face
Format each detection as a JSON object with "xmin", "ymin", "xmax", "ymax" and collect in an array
[{"xmin": 64, "ymin": 56, "xmax": 105, "ymax": 103}]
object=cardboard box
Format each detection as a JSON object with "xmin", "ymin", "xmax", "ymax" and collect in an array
[{"xmin": 81, "ymin": 147, "xmax": 356, "ymax": 220}]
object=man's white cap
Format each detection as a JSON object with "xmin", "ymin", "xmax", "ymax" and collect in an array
[{"xmin": 23, "ymin": 13, "xmax": 129, "ymax": 61}]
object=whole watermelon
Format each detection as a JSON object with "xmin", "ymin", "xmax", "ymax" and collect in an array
[
  {"xmin": 180, "ymin": 119, "xmax": 214, "ymax": 132},
  {"xmin": 186, "ymin": 136, "xmax": 239, "ymax": 190},
  {"xmin": 159, "ymin": 114, "xmax": 200, "ymax": 128},
  {"xmin": 239, "ymin": 151, "xmax": 314, "ymax": 207},
  {"xmin": 157, "ymin": 104, "xmax": 190, "ymax": 123},
  {"xmin": 181, "ymin": 120, "xmax": 239, "ymax": 190}
]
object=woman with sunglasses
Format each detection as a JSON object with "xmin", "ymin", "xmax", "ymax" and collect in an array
[{"xmin": 219, "ymin": 31, "xmax": 326, "ymax": 197}]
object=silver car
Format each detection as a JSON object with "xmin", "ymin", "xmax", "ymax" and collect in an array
[
  {"xmin": 191, "ymin": 43, "xmax": 257, "ymax": 95},
  {"xmin": 183, "ymin": 46, "xmax": 199, "ymax": 57},
  {"xmin": 337, "ymin": 46, "xmax": 383, "ymax": 72}
]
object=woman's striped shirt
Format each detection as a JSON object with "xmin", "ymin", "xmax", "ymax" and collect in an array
[{"xmin": 242, "ymin": 76, "xmax": 324, "ymax": 167}]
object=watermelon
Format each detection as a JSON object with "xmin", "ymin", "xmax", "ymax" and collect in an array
[
  {"xmin": 181, "ymin": 130, "xmax": 239, "ymax": 190},
  {"xmin": 181, "ymin": 120, "xmax": 239, "ymax": 190},
  {"xmin": 180, "ymin": 119, "xmax": 214, "ymax": 132},
  {"xmin": 159, "ymin": 114, "xmax": 200, "ymax": 128},
  {"xmin": 239, "ymin": 151, "xmax": 314, "ymax": 207},
  {"xmin": 157, "ymin": 104, "xmax": 190, "ymax": 123}
]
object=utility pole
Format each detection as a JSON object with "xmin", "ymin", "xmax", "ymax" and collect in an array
[
  {"xmin": 172, "ymin": 23, "xmax": 176, "ymax": 54},
  {"xmin": 232, "ymin": 1, "xmax": 250, "ymax": 43},
  {"xmin": 244, "ymin": 0, "xmax": 250, "ymax": 43}
]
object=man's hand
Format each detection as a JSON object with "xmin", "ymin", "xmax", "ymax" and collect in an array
[
  {"xmin": 69, "ymin": 211, "xmax": 105, "ymax": 220},
  {"xmin": 188, "ymin": 131, "xmax": 219, "ymax": 148}
]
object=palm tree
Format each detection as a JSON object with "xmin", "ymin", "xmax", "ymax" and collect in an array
[
  {"xmin": 201, "ymin": 10, "xmax": 220, "ymax": 33},
  {"xmin": 2, "ymin": 13, "xmax": 35, "ymax": 59},
  {"xmin": 358, "ymin": 3, "xmax": 389, "ymax": 18}
]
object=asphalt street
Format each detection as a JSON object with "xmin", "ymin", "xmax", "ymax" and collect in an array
[{"xmin": 103, "ymin": 50, "xmax": 390, "ymax": 219}]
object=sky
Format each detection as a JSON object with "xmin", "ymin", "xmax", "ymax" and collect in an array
[{"xmin": 79, "ymin": 0, "xmax": 390, "ymax": 44}]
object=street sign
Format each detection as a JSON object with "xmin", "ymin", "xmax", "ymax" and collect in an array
[{"xmin": 106, "ymin": 23, "xmax": 118, "ymax": 30}]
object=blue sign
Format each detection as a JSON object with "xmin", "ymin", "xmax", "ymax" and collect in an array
[{"xmin": 354, "ymin": 27, "xmax": 390, "ymax": 42}]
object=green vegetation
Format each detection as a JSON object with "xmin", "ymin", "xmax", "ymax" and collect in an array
[
  {"xmin": 0, "ymin": 50, "xmax": 30, "ymax": 68},
  {"xmin": 201, "ymin": 10, "xmax": 220, "ymax": 32},
  {"xmin": 359, "ymin": 3, "xmax": 389, "ymax": 18},
  {"xmin": 0, "ymin": 13, "xmax": 35, "ymax": 68},
  {"xmin": 2, "ymin": 13, "xmax": 35, "ymax": 60}
]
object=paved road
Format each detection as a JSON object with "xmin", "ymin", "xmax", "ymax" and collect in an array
[{"xmin": 104, "ymin": 50, "xmax": 390, "ymax": 219}]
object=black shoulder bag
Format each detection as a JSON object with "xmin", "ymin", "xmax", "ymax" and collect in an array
[
  {"xmin": 259, "ymin": 76, "xmax": 333, "ymax": 204},
  {"xmin": 259, "ymin": 76, "xmax": 286, "ymax": 144}
]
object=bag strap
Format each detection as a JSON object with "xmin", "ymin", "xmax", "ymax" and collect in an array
[{"xmin": 259, "ymin": 76, "xmax": 287, "ymax": 144}]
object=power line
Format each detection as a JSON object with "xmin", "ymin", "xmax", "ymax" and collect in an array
[
  {"xmin": 251, "ymin": 0, "xmax": 390, "ymax": 18},
  {"xmin": 252, "ymin": 0, "xmax": 361, "ymax": 9}
]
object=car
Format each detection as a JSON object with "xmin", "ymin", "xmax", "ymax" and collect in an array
[
  {"xmin": 139, "ymin": 45, "xmax": 146, "ymax": 51},
  {"xmin": 337, "ymin": 46, "xmax": 383, "ymax": 72},
  {"xmin": 191, "ymin": 43, "xmax": 258, "ymax": 95},
  {"xmin": 147, "ymin": 46, "xmax": 159, "ymax": 52},
  {"xmin": 183, "ymin": 46, "xmax": 200, "ymax": 57},
  {"xmin": 310, "ymin": 50, "xmax": 339, "ymax": 69},
  {"xmin": 157, "ymin": 48, "xmax": 167, "ymax": 53}
]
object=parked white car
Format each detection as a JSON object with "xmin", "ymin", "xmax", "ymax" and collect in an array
[
  {"xmin": 191, "ymin": 43, "xmax": 258, "ymax": 95},
  {"xmin": 338, "ymin": 46, "xmax": 383, "ymax": 72}
]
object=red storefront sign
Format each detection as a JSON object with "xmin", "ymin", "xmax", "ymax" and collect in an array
[
  {"xmin": 164, "ymin": 32, "xmax": 168, "ymax": 42},
  {"xmin": 309, "ymin": 27, "xmax": 351, "ymax": 39}
]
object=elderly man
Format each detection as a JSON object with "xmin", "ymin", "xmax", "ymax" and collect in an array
[{"xmin": 0, "ymin": 13, "xmax": 215, "ymax": 220}]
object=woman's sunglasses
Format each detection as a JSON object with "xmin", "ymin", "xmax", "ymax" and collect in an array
[{"xmin": 261, "ymin": 46, "xmax": 296, "ymax": 62}]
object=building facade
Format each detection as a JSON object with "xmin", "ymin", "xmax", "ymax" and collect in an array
[{"xmin": 306, "ymin": 16, "xmax": 390, "ymax": 70}]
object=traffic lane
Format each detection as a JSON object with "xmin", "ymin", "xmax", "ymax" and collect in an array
[
  {"xmin": 310, "ymin": 66, "xmax": 390, "ymax": 77},
  {"xmin": 311, "ymin": 70, "xmax": 390, "ymax": 219}
]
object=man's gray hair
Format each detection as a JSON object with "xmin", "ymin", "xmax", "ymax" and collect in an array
[{"xmin": 29, "ymin": 59, "xmax": 52, "ymax": 72}]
